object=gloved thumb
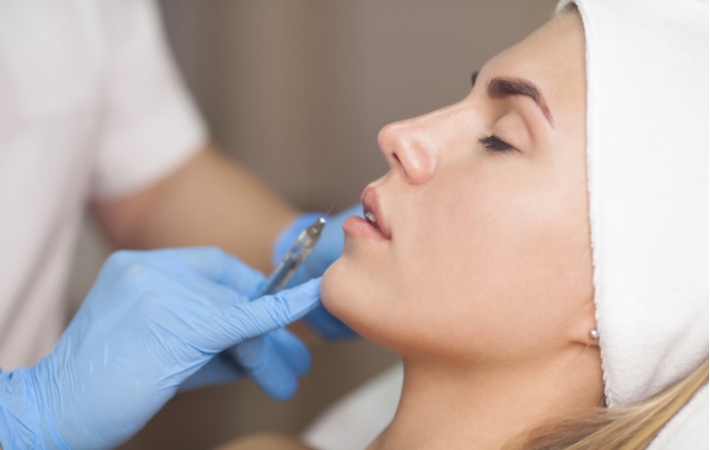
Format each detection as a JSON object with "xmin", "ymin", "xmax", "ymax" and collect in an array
[{"xmin": 218, "ymin": 278, "xmax": 322, "ymax": 344}]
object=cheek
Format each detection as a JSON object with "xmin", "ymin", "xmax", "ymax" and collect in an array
[
  {"xmin": 464, "ymin": 182, "xmax": 592, "ymax": 352},
  {"xmin": 393, "ymin": 173, "xmax": 495, "ymax": 300},
  {"xmin": 392, "ymin": 168, "xmax": 594, "ymax": 358}
]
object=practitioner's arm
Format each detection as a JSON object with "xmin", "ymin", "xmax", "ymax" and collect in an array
[{"xmin": 94, "ymin": 144, "xmax": 297, "ymax": 274}]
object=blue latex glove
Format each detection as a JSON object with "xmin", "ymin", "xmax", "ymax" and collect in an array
[
  {"xmin": 273, "ymin": 204, "xmax": 362, "ymax": 340},
  {"xmin": 0, "ymin": 247, "xmax": 320, "ymax": 450}
]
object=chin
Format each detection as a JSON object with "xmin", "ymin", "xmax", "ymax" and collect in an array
[
  {"xmin": 321, "ymin": 256, "xmax": 414, "ymax": 354},
  {"xmin": 320, "ymin": 258, "xmax": 351, "ymax": 322},
  {"xmin": 320, "ymin": 256, "xmax": 384, "ymax": 343}
]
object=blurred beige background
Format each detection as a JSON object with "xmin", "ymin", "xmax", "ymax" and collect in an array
[{"xmin": 66, "ymin": 1, "xmax": 557, "ymax": 448}]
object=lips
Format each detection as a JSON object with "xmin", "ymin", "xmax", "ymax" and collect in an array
[{"xmin": 360, "ymin": 186, "xmax": 391, "ymax": 239}]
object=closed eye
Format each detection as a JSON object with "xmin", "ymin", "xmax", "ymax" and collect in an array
[{"xmin": 479, "ymin": 135, "xmax": 514, "ymax": 152}]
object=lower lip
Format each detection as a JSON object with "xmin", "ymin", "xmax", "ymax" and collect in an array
[{"xmin": 342, "ymin": 216, "xmax": 389, "ymax": 241}]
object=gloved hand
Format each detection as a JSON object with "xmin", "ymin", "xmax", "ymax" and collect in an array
[
  {"xmin": 273, "ymin": 204, "xmax": 361, "ymax": 340},
  {"xmin": 177, "ymin": 325, "xmax": 311, "ymax": 396},
  {"xmin": 0, "ymin": 247, "xmax": 320, "ymax": 450}
]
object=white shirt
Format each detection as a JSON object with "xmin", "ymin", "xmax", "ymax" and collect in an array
[{"xmin": 0, "ymin": 0, "xmax": 206, "ymax": 370}]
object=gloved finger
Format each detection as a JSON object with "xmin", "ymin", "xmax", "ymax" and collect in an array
[
  {"xmin": 179, "ymin": 329, "xmax": 311, "ymax": 394},
  {"xmin": 165, "ymin": 247, "xmax": 267, "ymax": 298},
  {"xmin": 265, "ymin": 328, "xmax": 312, "ymax": 376},
  {"xmin": 217, "ymin": 278, "xmax": 321, "ymax": 342},
  {"xmin": 178, "ymin": 352, "xmax": 246, "ymax": 392},
  {"xmin": 230, "ymin": 336, "xmax": 302, "ymax": 400}
]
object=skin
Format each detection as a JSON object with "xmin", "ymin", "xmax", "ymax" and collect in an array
[{"xmin": 318, "ymin": 10, "xmax": 603, "ymax": 450}]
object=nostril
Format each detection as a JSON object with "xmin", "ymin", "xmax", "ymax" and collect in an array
[
  {"xmin": 392, "ymin": 153, "xmax": 406, "ymax": 175},
  {"xmin": 392, "ymin": 152, "xmax": 410, "ymax": 179}
]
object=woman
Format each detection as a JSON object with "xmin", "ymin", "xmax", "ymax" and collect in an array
[{"xmin": 225, "ymin": 0, "xmax": 708, "ymax": 448}]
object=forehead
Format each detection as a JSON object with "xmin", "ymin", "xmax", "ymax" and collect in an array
[{"xmin": 477, "ymin": 13, "xmax": 586, "ymax": 119}]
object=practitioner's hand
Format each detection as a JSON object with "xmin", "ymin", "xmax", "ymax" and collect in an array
[
  {"xmin": 0, "ymin": 248, "xmax": 320, "ymax": 450},
  {"xmin": 274, "ymin": 205, "xmax": 361, "ymax": 340},
  {"xmin": 179, "ymin": 326, "xmax": 312, "ymax": 398}
]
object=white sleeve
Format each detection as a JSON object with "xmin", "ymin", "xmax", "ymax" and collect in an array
[{"xmin": 91, "ymin": 0, "xmax": 207, "ymax": 200}]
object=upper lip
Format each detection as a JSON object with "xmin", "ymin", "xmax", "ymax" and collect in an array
[{"xmin": 360, "ymin": 186, "xmax": 391, "ymax": 239}]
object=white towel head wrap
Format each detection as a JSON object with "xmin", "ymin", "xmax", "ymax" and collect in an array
[{"xmin": 555, "ymin": 0, "xmax": 708, "ymax": 408}]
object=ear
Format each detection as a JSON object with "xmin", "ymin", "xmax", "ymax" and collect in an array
[{"xmin": 569, "ymin": 300, "xmax": 600, "ymax": 347}]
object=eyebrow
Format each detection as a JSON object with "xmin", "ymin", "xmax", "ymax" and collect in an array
[{"xmin": 486, "ymin": 76, "xmax": 553, "ymax": 125}]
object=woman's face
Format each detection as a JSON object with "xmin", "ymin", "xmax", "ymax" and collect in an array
[{"xmin": 322, "ymin": 12, "xmax": 592, "ymax": 364}]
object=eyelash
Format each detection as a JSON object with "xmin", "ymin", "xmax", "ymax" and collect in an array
[{"xmin": 479, "ymin": 135, "xmax": 515, "ymax": 152}]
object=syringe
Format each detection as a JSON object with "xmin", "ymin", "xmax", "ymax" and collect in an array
[{"xmin": 251, "ymin": 217, "xmax": 326, "ymax": 299}]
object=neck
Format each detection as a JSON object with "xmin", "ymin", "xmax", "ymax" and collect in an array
[{"xmin": 368, "ymin": 348, "xmax": 602, "ymax": 450}]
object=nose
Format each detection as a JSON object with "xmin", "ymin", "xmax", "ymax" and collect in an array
[{"xmin": 377, "ymin": 109, "xmax": 448, "ymax": 185}]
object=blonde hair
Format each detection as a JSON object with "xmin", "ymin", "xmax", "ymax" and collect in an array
[{"xmin": 509, "ymin": 359, "xmax": 708, "ymax": 450}]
